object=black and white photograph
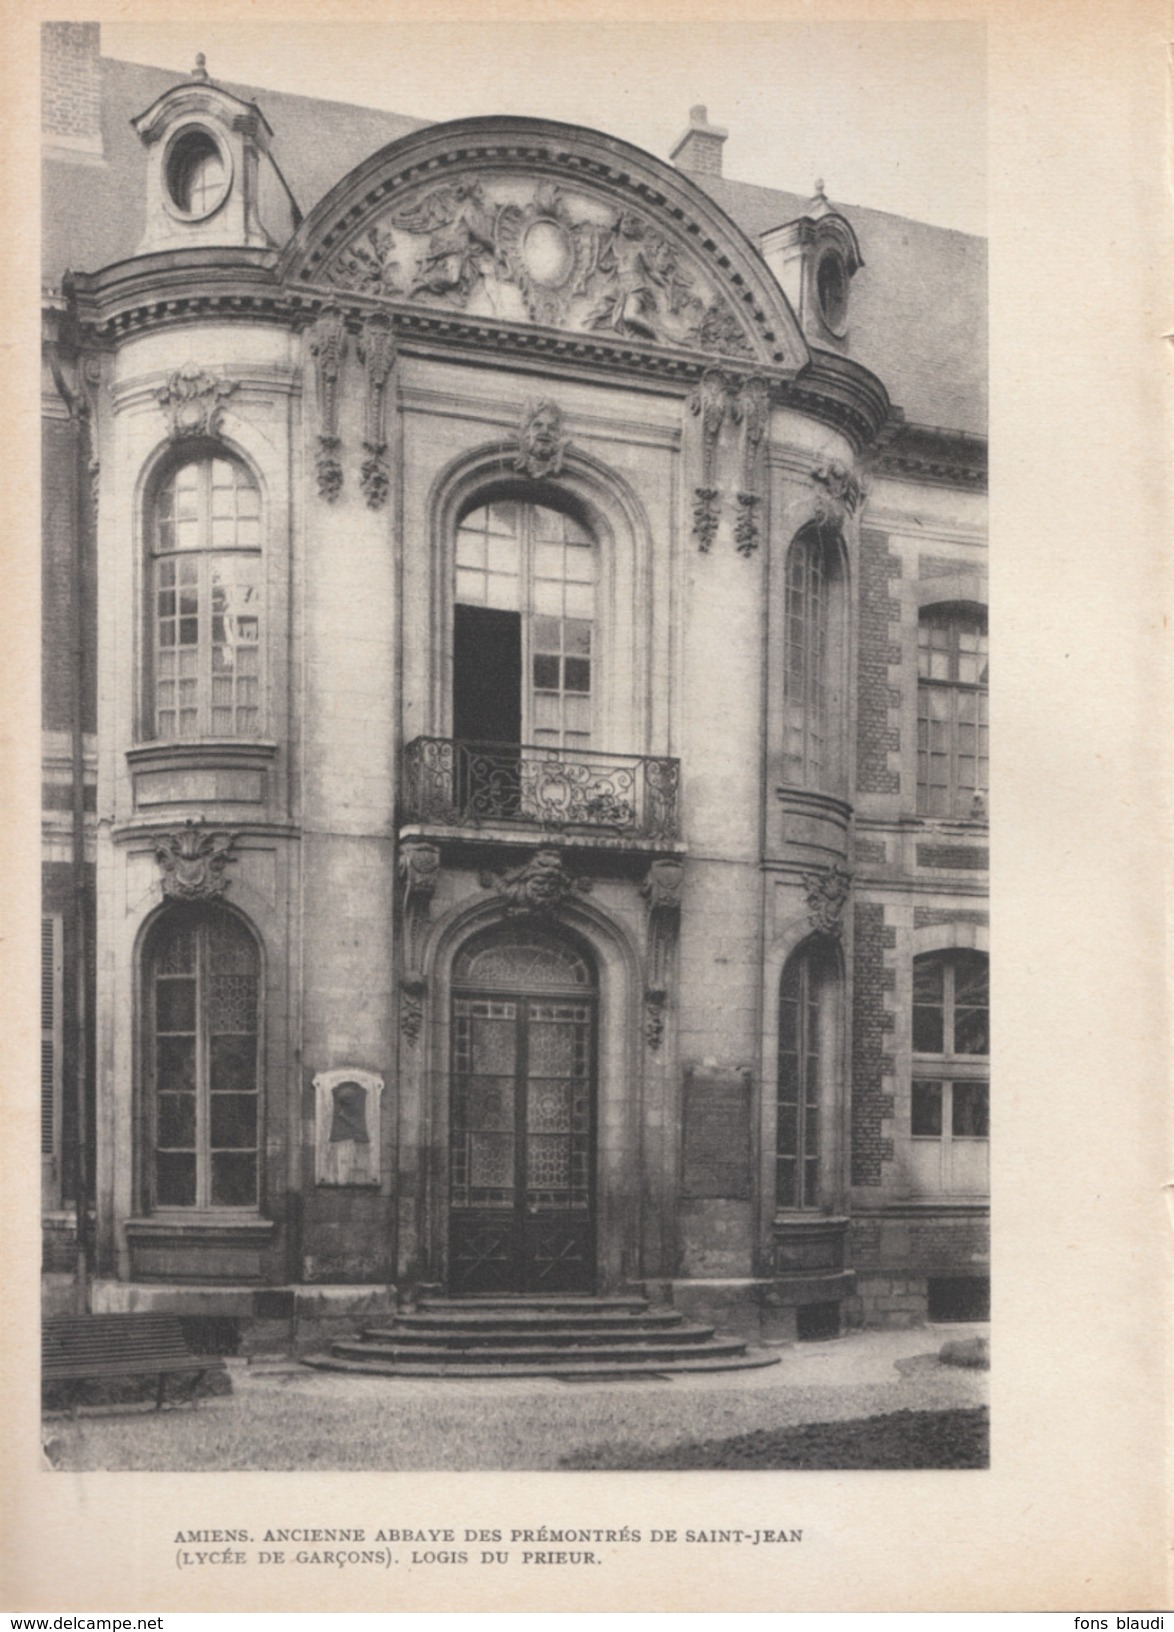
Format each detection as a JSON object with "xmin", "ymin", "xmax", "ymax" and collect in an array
[
  {"xmin": 38, "ymin": 15, "xmax": 990, "ymax": 1475},
  {"xmin": 9, "ymin": 1, "xmax": 1167, "ymax": 1613}
]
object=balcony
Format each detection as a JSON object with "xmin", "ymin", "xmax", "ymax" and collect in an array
[{"xmin": 401, "ymin": 737, "xmax": 681, "ymax": 845}]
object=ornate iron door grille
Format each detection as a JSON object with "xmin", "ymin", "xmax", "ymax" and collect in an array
[{"xmin": 449, "ymin": 967, "xmax": 596, "ymax": 1296}]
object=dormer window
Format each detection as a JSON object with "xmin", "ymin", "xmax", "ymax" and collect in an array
[
  {"xmin": 165, "ymin": 127, "xmax": 231, "ymax": 220},
  {"xmin": 815, "ymin": 250, "xmax": 848, "ymax": 334},
  {"xmin": 132, "ymin": 62, "xmax": 297, "ymax": 255},
  {"xmin": 759, "ymin": 189, "xmax": 863, "ymax": 349}
]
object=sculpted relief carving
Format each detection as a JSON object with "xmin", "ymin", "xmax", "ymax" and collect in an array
[
  {"xmin": 690, "ymin": 370, "xmax": 772, "ymax": 554},
  {"xmin": 157, "ymin": 364, "xmax": 237, "ymax": 441},
  {"xmin": 514, "ymin": 399, "xmax": 570, "ymax": 479},
  {"xmin": 811, "ymin": 459, "xmax": 865, "ymax": 527},
  {"xmin": 802, "ymin": 863, "xmax": 852, "ymax": 937},
  {"xmin": 155, "ymin": 820, "xmax": 236, "ymax": 901},
  {"xmin": 323, "ymin": 177, "xmax": 754, "ymax": 359},
  {"xmin": 481, "ymin": 848, "xmax": 592, "ymax": 919}
]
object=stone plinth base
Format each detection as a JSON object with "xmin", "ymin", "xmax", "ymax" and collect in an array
[{"xmin": 87, "ymin": 1281, "xmax": 397, "ymax": 1355}]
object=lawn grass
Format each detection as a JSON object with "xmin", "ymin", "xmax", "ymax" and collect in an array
[{"xmin": 560, "ymin": 1407, "xmax": 989, "ymax": 1470}]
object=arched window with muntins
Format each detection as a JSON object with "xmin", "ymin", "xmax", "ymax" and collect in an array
[
  {"xmin": 783, "ymin": 527, "xmax": 844, "ymax": 791},
  {"xmin": 144, "ymin": 908, "xmax": 261, "ymax": 1210},
  {"xmin": 148, "ymin": 452, "xmax": 262, "ymax": 740},
  {"xmin": 453, "ymin": 923, "xmax": 595, "ymax": 992}
]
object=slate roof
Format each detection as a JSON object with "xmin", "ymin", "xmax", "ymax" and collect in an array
[{"xmin": 44, "ymin": 55, "xmax": 985, "ymax": 436}]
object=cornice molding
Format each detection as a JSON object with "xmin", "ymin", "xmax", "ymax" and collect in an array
[
  {"xmin": 868, "ymin": 420, "xmax": 987, "ymax": 492},
  {"xmin": 64, "ymin": 269, "xmax": 892, "ymax": 451}
]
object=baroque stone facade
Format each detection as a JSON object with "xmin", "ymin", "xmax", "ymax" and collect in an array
[{"xmin": 40, "ymin": 25, "xmax": 987, "ymax": 1348}]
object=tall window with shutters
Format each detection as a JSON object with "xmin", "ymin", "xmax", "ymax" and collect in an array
[
  {"xmin": 147, "ymin": 453, "xmax": 262, "ymax": 740},
  {"xmin": 917, "ymin": 604, "xmax": 988, "ymax": 817},
  {"xmin": 144, "ymin": 908, "xmax": 262, "ymax": 1211}
]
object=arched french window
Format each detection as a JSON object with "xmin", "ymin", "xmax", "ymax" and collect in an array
[
  {"xmin": 449, "ymin": 922, "xmax": 597, "ymax": 1293},
  {"xmin": 782, "ymin": 526, "xmax": 846, "ymax": 791},
  {"xmin": 146, "ymin": 450, "xmax": 263, "ymax": 740},
  {"xmin": 143, "ymin": 907, "xmax": 262, "ymax": 1211},
  {"xmin": 453, "ymin": 497, "xmax": 597, "ymax": 753},
  {"xmin": 776, "ymin": 938, "xmax": 840, "ymax": 1211}
]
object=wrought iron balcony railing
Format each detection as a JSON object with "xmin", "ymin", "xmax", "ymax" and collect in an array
[{"xmin": 402, "ymin": 737, "xmax": 681, "ymax": 843}]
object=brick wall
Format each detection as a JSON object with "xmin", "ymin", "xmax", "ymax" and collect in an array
[
  {"xmin": 856, "ymin": 529, "xmax": 902, "ymax": 794},
  {"xmin": 42, "ymin": 860, "xmax": 96, "ymax": 1208},
  {"xmin": 848, "ymin": 1214, "xmax": 989, "ymax": 1278},
  {"xmin": 913, "ymin": 907, "xmax": 988, "ymax": 928},
  {"xmin": 42, "ymin": 23, "xmax": 102, "ymax": 149},
  {"xmin": 907, "ymin": 1215, "xmax": 989, "ymax": 1273},
  {"xmin": 916, "ymin": 844, "xmax": 988, "ymax": 870},
  {"xmin": 851, "ymin": 902, "xmax": 895, "ymax": 1185},
  {"xmin": 845, "ymin": 1212, "xmax": 989, "ymax": 1326},
  {"xmin": 42, "ymin": 419, "xmax": 97, "ymax": 734},
  {"xmin": 917, "ymin": 553, "xmax": 974, "ymax": 580}
]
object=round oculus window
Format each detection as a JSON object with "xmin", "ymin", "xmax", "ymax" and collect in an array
[
  {"xmin": 816, "ymin": 251, "xmax": 848, "ymax": 334},
  {"xmin": 165, "ymin": 128, "xmax": 231, "ymax": 220}
]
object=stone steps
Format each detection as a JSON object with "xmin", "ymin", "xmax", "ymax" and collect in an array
[
  {"xmin": 304, "ymin": 1294, "xmax": 780, "ymax": 1380},
  {"xmin": 303, "ymin": 1350, "xmax": 781, "ymax": 1380},
  {"xmin": 364, "ymin": 1317, "xmax": 701, "ymax": 1346}
]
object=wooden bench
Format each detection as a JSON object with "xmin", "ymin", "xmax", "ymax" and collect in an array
[{"xmin": 42, "ymin": 1313, "xmax": 227, "ymax": 1413}]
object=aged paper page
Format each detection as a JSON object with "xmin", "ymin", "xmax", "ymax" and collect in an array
[{"xmin": 2, "ymin": 0, "xmax": 1168, "ymax": 1612}]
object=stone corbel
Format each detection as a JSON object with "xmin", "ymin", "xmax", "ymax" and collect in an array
[
  {"xmin": 732, "ymin": 376, "xmax": 770, "ymax": 557},
  {"xmin": 358, "ymin": 313, "xmax": 396, "ymax": 510},
  {"xmin": 398, "ymin": 842, "xmax": 440, "ymax": 1042},
  {"xmin": 154, "ymin": 819, "xmax": 237, "ymax": 901},
  {"xmin": 690, "ymin": 368, "xmax": 731, "ymax": 551},
  {"xmin": 399, "ymin": 839, "xmax": 440, "ymax": 961},
  {"xmin": 802, "ymin": 862, "xmax": 852, "ymax": 937},
  {"xmin": 641, "ymin": 857, "xmax": 683, "ymax": 1051},
  {"xmin": 309, "ymin": 304, "xmax": 348, "ymax": 502}
]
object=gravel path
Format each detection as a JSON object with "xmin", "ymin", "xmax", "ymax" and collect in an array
[{"xmin": 43, "ymin": 1325, "xmax": 989, "ymax": 1472}]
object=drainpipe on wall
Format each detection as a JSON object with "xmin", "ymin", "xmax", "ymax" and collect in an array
[{"xmin": 44, "ymin": 296, "xmax": 92, "ymax": 1315}]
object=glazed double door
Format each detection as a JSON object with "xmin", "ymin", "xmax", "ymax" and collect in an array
[{"xmin": 449, "ymin": 990, "xmax": 595, "ymax": 1294}]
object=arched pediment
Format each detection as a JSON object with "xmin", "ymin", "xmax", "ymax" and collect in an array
[{"xmin": 279, "ymin": 118, "xmax": 809, "ymax": 372}]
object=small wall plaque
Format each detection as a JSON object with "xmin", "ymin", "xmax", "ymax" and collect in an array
[
  {"xmin": 314, "ymin": 1068, "xmax": 384, "ymax": 1187},
  {"xmin": 682, "ymin": 1066, "xmax": 752, "ymax": 1200}
]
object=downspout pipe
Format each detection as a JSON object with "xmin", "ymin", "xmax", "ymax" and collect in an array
[{"xmin": 44, "ymin": 298, "xmax": 92, "ymax": 1315}]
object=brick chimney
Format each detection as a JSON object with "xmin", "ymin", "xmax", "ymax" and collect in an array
[
  {"xmin": 669, "ymin": 105, "xmax": 727, "ymax": 178},
  {"xmin": 42, "ymin": 22, "xmax": 103, "ymax": 158}
]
